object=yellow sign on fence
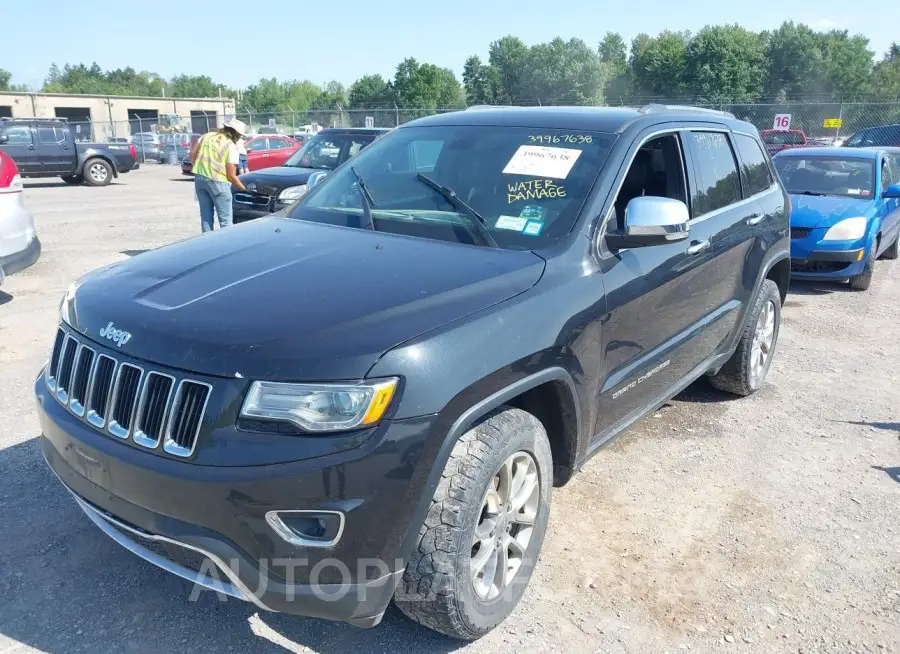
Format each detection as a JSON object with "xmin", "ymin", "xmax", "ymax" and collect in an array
[{"xmin": 823, "ymin": 118, "xmax": 843, "ymax": 129}]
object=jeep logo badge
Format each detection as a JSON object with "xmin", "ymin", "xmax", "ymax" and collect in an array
[{"xmin": 99, "ymin": 321, "xmax": 132, "ymax": 347}]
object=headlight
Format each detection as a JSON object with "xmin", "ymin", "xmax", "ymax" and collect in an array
[
  {"xmin": 277, "ymin": 185, "xmax": 308, "ymax": 202},
  {"xmin": 59, "ymin": 278, "xmax": 83, "ymax": 325},
  {"xmin": 240, "ymin": 378, "xmax": 398, "ymax": 432},
  {"xmin": 822, "ymin": 217, "xmax": 867, "ymax": 241}
]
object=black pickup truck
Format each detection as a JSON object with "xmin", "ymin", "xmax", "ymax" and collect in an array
[{"xmin": 0, "ymin": 118, "xmax": 138, "ymax": 186}]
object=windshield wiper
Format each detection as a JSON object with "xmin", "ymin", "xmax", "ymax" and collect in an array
[
  {"xmin": 796, "ymin": 190, "xmax": 825, "ymax": 196},
  {"xmin": 415, "ymin": 173, "xmax": 500, "ymax": 248},
  {"xmin": 349, "ymin": 166, "xmax": 376, "ymax": 231}
]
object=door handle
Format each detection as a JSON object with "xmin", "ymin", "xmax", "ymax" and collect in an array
[
  {"xmin": 687, "ymin": 240, "xmax": 711, "ymax": 255},
  {"xmin": 28, "ymin": 145, "xmax": 35, "ymax": 150},
  {"xmin": 746, "ymin": 213, "xmax": 764, "ymax": 226}
]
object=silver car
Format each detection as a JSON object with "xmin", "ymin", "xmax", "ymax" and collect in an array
[
  {"xmin": 132, "ymin": 132, "xmax": 161, "ymax": 162},
  {"xmin": 0, "ymin": 152, "xmax": 40, "ymax": 286}
]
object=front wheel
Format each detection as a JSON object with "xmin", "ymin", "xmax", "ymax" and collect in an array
[
  {"xmin": 83, "ymin": 158, "xmax": 113, "ymax": 186},
  {"xmin": 849, "ymin": 245, "xmax": 876, "ymax": 291},
  {"xmin": 709, "ymin": 279, "xmax": 781, "ymax": 396},
  {"xmin": 394, "ymin": 407, "xmax": 553, "ymax": 640}
]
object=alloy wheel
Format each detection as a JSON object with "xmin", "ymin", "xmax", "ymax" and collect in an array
[
  {"xmin": 89, "ymin": 163, "xmax": 108, "ymax": 183},
  {"xmin": 750, "ymin": 299, "xmax": 776, "ymax": 383},
  {"xmin": 470, "ymin": 451, "xmax": 540, "ymax": 601}
]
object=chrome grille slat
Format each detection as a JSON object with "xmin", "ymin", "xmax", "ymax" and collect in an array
[
  {"xmin": 164, "ymin": 381, "xmax": 211, "ymax": 457},
  {"xmin": 46, "ymin": 327, "xmax": 210, "ymax": 458},
  {"xmin": 133, "ymin": 372, "xmax": 175, "ymax": 449},
  {"xmin": 108, "ymin": 364, "xmax": 143, "ymax": 439},
  {"xmin": 68, "ymin": 346, "xmax": 96, "ymax": 416},
  {"xmin": 46, "ymin": 328, "xmax": 65, "ymax": 392},
  {"xmin": 55, "ymin": 336, "xmax": 79, "ymax": 404},
  {"xmin": 87, "ymin": 355, "xmax": 117, "ymax": 428}
]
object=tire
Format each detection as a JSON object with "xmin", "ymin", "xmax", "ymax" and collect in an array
[
  {"xmin": 394, "ymin": 407, "xmax": 553, "ymax": 640},
  {"xmin": 61, "ymin": 174, "xmax": 83, "ymax": 185},
  {"xmin": 881, "ymin": 232, "xmax": 899, "ymax": 260},
  {"xmin": 83, "ymin": 158, "xmax": 113, "ymax": 187},
  {"xmin": 849, "ymin": 244, "xmax": 876, "ymax": 291},
  {"xmin": 709, "ymin": 279, "xmax": 781, "ymax": 397}
]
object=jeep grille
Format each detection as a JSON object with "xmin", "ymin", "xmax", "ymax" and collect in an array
[{"xmin": 46, "ymin": 327, "xmax": 211, "ymax": 458}]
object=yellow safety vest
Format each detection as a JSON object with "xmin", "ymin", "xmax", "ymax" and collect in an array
[{"xmin": 193, "ymin": 132, "xmax": 233, "ymax": 182}]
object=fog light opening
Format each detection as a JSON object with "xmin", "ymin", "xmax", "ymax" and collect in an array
[{"xmin": 265, "ymin": 510, "xmax": 345, "ymax": 548}]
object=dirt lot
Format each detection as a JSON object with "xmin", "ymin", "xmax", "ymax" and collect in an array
[{"xmin": 0, "ymin": 165, "xmax": 898, "ymax": 654}]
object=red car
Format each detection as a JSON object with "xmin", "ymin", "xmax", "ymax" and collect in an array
[
  {"xmin": 245, "ymin": 135, "xmax": 302, "ymax": 171},
  {"xmin": 760, "ymin": 129, "xmax": 808, "ymax": 156}
]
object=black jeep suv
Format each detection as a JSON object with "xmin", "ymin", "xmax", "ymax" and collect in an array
[{"xmin": 36, "ymin": 105, "xmax": 789, "ymax": 640}]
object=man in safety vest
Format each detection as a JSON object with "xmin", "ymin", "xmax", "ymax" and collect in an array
[{"xmin": 189, "ymin": 118, "xmax": 248, "ymax": 232}]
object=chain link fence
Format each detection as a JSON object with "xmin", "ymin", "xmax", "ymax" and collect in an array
[{"xmin": 63, "ymin": 100, "xmax": 900, "ymax": 154}]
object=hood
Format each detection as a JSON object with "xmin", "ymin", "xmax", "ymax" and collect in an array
[
  {"xmin": 64, "ymin": 219, "xmax": 545, "ymax": 381},
  {"xmin": 239, "ymin": 167, "xmax": 321, "ymax": 195},
  {"xmin": 788, "ymin": 194, "xmax": 875, "ymax": 229}
]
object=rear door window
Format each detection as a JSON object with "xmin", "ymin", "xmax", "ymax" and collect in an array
[
  {"xmin": 733, "ymin": 134, "xmax": 774, "ymax": 197},
  {"xmin": 683, "ymin": 132, "xmax": 742, "ymax": 216}
]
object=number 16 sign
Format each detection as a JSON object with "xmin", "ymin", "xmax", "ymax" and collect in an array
[{"xmin": 773, "ymin": 114, "xmax": 792, "ymax": 130}]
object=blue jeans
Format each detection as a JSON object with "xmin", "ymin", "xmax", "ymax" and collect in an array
[{"xmin": 195, "ymin": 175, "xmax": 233, "ymax": 232}]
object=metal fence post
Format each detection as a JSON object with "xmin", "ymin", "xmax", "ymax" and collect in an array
[
  {"xmin": 836, "ymin": 99, "xmax": 844, "ymax": 141},
  {"xmin": 394, "ymin": 102, "xmax": 399, "ymax": 127}
]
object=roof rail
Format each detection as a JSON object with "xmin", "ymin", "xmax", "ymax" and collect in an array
[
  {"xmin": 638, "ymin": 104, "xmax": 736, "ymax": 119},
  {"xmin": 0, "ymin": 116, "xmax": 69, "ymax": 121}
]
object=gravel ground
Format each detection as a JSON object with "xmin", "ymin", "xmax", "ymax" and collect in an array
[{"xmin": 0, "ymin": 165, "xmax": 898, "ymax": 654}]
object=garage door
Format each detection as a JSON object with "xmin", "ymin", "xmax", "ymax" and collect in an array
[
  {"xmin": 190, "ymin": 111, "xmax": 217, "ymax": 135},
  {"xmin": 128, "ymin": 108, "xmax": 159, "ymax": 135},
  {"xmin": 54, "ymin": 107, "xmax": 93, "ymax": 141}
]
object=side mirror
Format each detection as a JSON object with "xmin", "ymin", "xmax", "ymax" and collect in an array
[
  {"xmin": 606, "ymin": 196, "xmax": 690, "ymax": 249},
  {"xmin": 883, "ymin": 183, "xmax": 900, "ymax": 199},
  {"xmin": 0, "ymin": 135, "xmax": 8, "ymax": 145},
  {"xmin": 307, "ymin": 171, "xmax": 328, "ymax": 189}
]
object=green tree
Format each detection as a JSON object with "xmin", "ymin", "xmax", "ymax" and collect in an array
[
  {"xmin": 629, "ymin": 31, "xmax": 690, "ymax": 98},
  {"xmin": 763, "ymin": 22, "xmax": 825, "ymax": 98},
  {"xmin": 684, "ymin": 25, "xmax": 767, "ymax": 102},
  {"xmin": 462, "ymin": 55, "xmax": 500, "ymax": 105},
  {"xmin": 598, "ymin": 32, "xmax": 629, "ymax": 101},
  {"xmin": 168, "ymin": 74, "xmax": 220, "ymax": 98},
  {"xmin": 871, "ymin": 43, "xmax": 900, "ymax": 100},
  {"xmin": 348, "ymin": 74, "xmax": 393, "ymax": 108},
  {"xmin": 525, "ymin": 37, "xmax": 608, "ymax": 105},
  {"xmin": 817, "ymin": 30, "xmax": 874, "ymax": 98},
  {"xmin": 391, "ymin": 58, "xmax": 464, "ymax": 108},
  {"xmin": 488, "ymin": 36, "xmax": 530, "ymax": 104}
]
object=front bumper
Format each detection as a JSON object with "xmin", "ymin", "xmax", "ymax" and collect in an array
[
  {"xmin": 36, "ymin": 373, "xmax": 438, "ymax": 626},
  {"xmin": 0, "ymin": 235, "xmax": 41, "ymax": 283},
  {"xmin": 790, "ymin": 228, "xmax": 868, "ymax": 279}
]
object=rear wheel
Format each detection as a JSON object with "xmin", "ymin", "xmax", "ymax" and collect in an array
[
  {"xmin": 61, "ymin": 174, "xmax": 83, "ymax": 185},
  {"xmin": 83, "ymin": 159, "xmax": 112, "ymax": 186},
  {"xmin": 881, "ymin": 232, "xmax": 899, "ymax": 260},
  {"xmin": 394, "ymin": 407, "xmax": 553, "ymax": 640},
  {"xmin": 849, "ymin": 245, "xmax": 876, "ymax": 291},
  {"xmin": 709, "ymin": 279, "xmax": 781, "ymax": 396}
]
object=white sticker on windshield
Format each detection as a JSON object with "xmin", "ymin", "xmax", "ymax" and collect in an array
[
  {"xmin": 495, "ymin": 215, "xmax": 528, "ymax": 231},
  {"xmin": 847, "ymin": 188, "xmax": 861, "ymax": 195},
  {"xmin": 503, "ymin": 145, "xmax": 582, "ymax": 179}
]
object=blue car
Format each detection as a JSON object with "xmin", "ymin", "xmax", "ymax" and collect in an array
[{"xmin": 774, "ymin": 147, "xmax": 900, "ymax": 290}]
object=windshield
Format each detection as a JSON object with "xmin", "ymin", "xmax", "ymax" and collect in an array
[
  {"xmin": 774, "ymin": 156, "xmax": 875, "ymax": 198},
  {"xmin": 283, "ymin": 132, "xmax": 374, "ymax": 170},
  {"xmin": 286, "ymin": 125, "xmax": 615, "ymax": 249}
]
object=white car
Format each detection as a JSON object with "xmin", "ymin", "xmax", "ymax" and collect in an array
[{"xmin": 0, "ymin": 151, "xmax": 40, "ymax": 286}]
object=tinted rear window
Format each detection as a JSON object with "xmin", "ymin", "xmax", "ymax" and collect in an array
[{"xmin": 733, "ymin": 134, "xmax": 774, "ymax": 196}]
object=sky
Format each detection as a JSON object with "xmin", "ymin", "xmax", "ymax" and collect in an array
[{"xmin": 3, "ymin": 0, "xmax": 896, "ymax": 91}]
